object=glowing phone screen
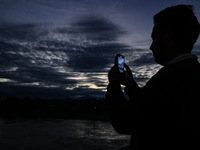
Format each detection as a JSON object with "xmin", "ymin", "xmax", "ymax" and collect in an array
[{"xmin": 118, "ymin": 56, "xmax": 124, "ymax": 73}]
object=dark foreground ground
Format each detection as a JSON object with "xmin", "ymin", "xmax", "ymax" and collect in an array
[{"xmin": 0, "ymin": 119, "xmax": 130, "ymax": 150}]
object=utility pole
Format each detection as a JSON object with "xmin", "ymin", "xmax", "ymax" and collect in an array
[{"xmin": 93, "ymin": 94, "xmax": 96, "ymax": 130}]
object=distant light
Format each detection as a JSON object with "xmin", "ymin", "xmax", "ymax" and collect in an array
[{"xmin": 0, "ymin": 78, "xmax": 15, "ymax": 82}]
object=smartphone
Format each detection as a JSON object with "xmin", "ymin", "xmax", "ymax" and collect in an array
[{"xmin": 115, "ymin": 54, "xmax": 125, "ymax": 73}]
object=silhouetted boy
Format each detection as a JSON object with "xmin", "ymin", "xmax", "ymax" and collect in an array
[{"xmin": 106, "ymin": 5, "xmax": 200, "ymax": 150}]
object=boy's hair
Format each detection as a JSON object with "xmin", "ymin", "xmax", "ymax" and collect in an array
[{"xmin": 154, "ymin": 5, "xmax": 200, "ymax": 51}]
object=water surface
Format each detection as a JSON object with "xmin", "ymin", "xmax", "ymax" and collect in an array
[{"xmin": 0, "ymin": 119, "xmax": 130, "ymax": 150}]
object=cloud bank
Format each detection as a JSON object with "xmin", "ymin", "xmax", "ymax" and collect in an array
[
  {"xmin": 0, "ymin": 16, "xmax": 131, "ymax": 99},
  {"xmin": 0, "ymin": 15, "xmax": 199, "ymax": 99}
]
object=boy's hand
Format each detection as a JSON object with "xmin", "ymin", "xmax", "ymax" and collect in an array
[{"xmin": 108, "ymin": 63, "xmax": 135, "ymax": 87}]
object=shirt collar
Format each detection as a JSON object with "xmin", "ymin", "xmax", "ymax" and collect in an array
[{"xmin": 167, "ymin": 53, "xmax": 198, "ymax": 65}]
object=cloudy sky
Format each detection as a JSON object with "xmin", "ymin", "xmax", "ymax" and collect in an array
[{"xmin": 0, "ymin": 0, "xmax": 200, "ymax": 99}]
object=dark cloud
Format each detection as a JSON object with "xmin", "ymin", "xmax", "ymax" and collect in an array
[
  {"xmin": 0, "ymin": 16, "xmax": 129, "ymax": 99},
  {"xmin": 71, "ymin": 16, "xmax": 125, "ymax": 41},
  {"xmin": 53, "ymin": 16, "xmax": 129, "ymax": 72},
  {"xmin": 0, "ymin": 23, "xmax": 48, "ymax": 42},
  {"xmin": 132, "ymin": 52, "xmax": 154, "ymax": 66},
  {"xmin": 68, "ymin": 43, "xmax": 130, "ymax": 72}
]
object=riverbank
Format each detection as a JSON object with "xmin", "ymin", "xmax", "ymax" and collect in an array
[{"xmin": 0, "ymin": 98, "xmax": 109, "ymax": 121}]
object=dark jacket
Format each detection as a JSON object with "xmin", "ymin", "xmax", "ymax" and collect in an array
[{"xmin": 106, "ymin": 58, "xmax": 200, "ymax": 149}]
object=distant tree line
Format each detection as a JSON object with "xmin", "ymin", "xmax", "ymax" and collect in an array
[{"xmin": 0, "ymin": 97, "xmax": 110, "ymax": 121}]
